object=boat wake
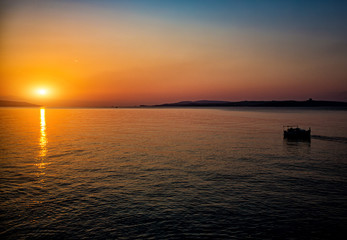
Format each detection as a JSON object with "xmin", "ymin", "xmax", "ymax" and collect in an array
[{"xmin": 311, "ymin": 135, "xmax": 347, "ymax": 143}]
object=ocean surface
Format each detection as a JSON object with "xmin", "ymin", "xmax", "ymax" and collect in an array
[{"xmin": 1, "ymin": 107, "xmax": 346, "ymax": 239}]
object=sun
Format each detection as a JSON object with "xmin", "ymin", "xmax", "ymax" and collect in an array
[{"xmin": 37, "ymin": 89, "xmax": 48, "ymax": 95}]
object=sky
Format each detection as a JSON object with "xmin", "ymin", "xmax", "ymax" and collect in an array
[{"xmin": 1, "ymin": 0, "xmax": 347, "ymax": 107}]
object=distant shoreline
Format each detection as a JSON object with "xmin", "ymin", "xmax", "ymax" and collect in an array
[
  {"xmin": 142, "ymin": 99, "xmax": 347, "ymax": 108},
  {"xmin": 2, "ymin": 99, "xmax": 347, "ymax": 109},
  {"xmin": 0, "ymin": 100, "xmax": 41, "ymax": 107}
]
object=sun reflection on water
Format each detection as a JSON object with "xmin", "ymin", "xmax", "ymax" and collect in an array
[{"xmin": 36, "ymin": 108, "xmax": 48, "ymax": 170}]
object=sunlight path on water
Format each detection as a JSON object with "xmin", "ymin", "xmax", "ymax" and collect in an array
[{"xmin": 36, "ymin": 108, "xmax": 48, "ymax": 179}]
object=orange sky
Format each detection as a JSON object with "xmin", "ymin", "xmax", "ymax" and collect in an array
[{"xmin": 1, "ymin": 0, "xmax": 346, "ymax": 106}]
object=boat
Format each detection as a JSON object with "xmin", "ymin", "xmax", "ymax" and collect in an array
[{"xmin": 283, "ymin": 125, "xmax": 311, "ymax": 140}]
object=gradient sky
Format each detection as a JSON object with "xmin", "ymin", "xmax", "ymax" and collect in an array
[{"xmin": 1, "ymin": 0, "xmax": 347, "ymax": 106}]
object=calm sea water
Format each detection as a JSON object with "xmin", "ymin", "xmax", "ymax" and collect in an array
[{"xmin": 1, "ymin": 107, "xmax": 346, "ymax": 239}]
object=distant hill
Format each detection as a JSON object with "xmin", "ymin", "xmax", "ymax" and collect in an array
[
  {"xmin": 148, "ymin": 99, "xmax": 347, "ymax": 108},
  {"xmin": 0, "ymin": 100, "xmax": 40, "ymax": 107}
]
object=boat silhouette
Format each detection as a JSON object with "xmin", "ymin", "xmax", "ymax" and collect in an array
[{"xmin": 283, "ymin": 125, "xmax": 311, "ymax": 140}]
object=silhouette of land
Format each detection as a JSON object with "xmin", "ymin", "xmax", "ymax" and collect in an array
[
  {"xmin": 0, "ymin": 100, "xmax": 40, "ymax": 107},
  {"xmin": 145, "ymin": 99, "xmax": 347, "ymax": 108}
]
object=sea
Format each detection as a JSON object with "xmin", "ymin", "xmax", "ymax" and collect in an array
[{"xmin": 0, "ymin": 107, "xmax": 346, "ymax": 239}]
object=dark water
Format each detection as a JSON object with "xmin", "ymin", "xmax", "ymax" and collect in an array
[{"xmin": 1, "ymin": 107, "xmax": 346, "ymax": 239}]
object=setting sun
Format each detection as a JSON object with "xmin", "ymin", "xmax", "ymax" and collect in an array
[{"xmin": 37, "ymin": 89, "xmax": 48, "ymax": 95}]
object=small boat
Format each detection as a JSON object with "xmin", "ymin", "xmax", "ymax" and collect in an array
[{"xmin": 283, "ymin": 125, "xmax": 311, "ymax": 140}]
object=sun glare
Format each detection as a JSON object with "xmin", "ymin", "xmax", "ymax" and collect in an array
[{"xmin": 37, "ymin": 89, "xmax": 48, "ymax": 95}]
